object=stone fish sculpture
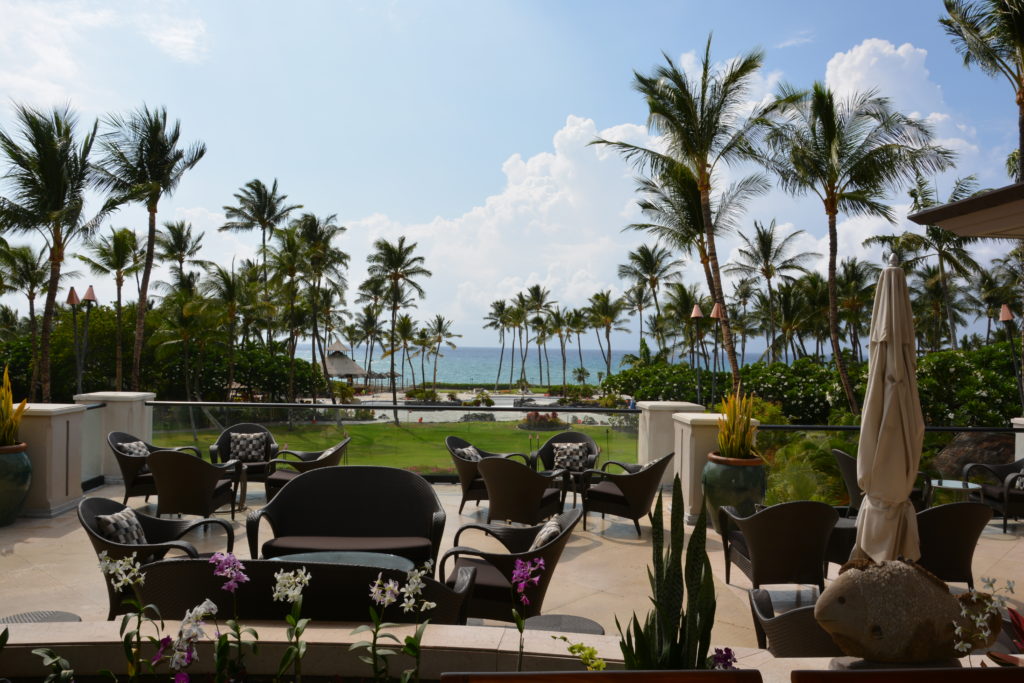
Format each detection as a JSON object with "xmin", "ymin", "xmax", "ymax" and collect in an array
[{"xmin": 814, "ymin": 559, "xmax": 1000, "ymax": 663}]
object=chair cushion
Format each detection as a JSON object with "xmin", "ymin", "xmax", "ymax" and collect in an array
[
  {"xmin": 552, "ymin": 443, "xmax": 588, "ymax": 472},
  {"xmin": 96, "ymin": 508, "xmax": 148, "ymax": 545},
  {"xmin": 262, "ymin": 535, "xmax": 433, "ymax": 558},
  {"xmin": 529, "ymin": 518, "xmax": 562, "ymax": 551},
  {"xmin": 586, "ymin": 480, "xmax": 624, "ymax": 504},
  {"xmin": 980, "ymin": 483, "xmax": 1024, "ymax": 501},
  {"xmin": 230, "ymin": 432, "xmax": 267, "ymax": 462},
  {"xmin": 266, "ymin": 470, "xmax": 299, "ymax": 486},
  {"xmin": 454, "ymin": 446, "xmax": 481, "ymax": 461},
  {"xmin": 118, "ymin": 441, "xmax": 149, "ymax": 457}
]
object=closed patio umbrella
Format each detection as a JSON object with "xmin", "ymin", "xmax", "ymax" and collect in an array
[{"xmin": 851, "ymin": 256, "xmax": 925, "ymax": 562}]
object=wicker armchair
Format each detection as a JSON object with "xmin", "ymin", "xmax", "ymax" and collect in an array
[
  {"xmin": 209, "ymin": 422, "xmax": 279, "ymax": 483},
  {"xmin": 477, "ymin": 456, "xmax": 564, "ymax": 524},
  {"xmin": 531, "ymin": 431, "xmax": 600, "ymax": 471},
  {"xmin": 964, "ymin": 458, "xmax": 1024, "ymax": 533},
  {"xmin": 247, "ymin": 466, "xmax": 446, "ymax": 566},
  {"xmin": 78, "ymin": 497, "xmax": 234, "ymax": 619},
  {"xmin": 140, "ymin": 558, "xmax": 476, "ymax": 624},
  {"xmin": 832, "ymin": 449, "xmax": 862, "ymax": 517},
  {"xmin": 440, "ymin": 508, "xmax": 582, "ymax": 622},
  {"xmin": 106, "ymin": 431, "xmax": 201, "ymax": 505},
  {"xmin": 720, "ymin": 501, "xmax": 838, "ymax": 592},
  {"xmin": 148, "ymin": 450, "xmax": 242, "ymax": 519},
  {"xmin": 444, "ymin": 436, "xmax": 530, "ymax": 514},
  {"xmin": 916, "ymin": 502, "xmax": 991, "ymax": 589},
  {"xmin": 580, "ymin": 452, "xmax": 673, "ymax": 536},
  {"xmin": 748, "ymin": 589, "xmax": 842, "ymax": 657},
  {"xmin": 264, "ymin": 437, "xmax": 350, "ymax": 500}
]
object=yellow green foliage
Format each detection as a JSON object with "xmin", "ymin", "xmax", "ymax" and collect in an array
[
  {"xmin": 0, "ymin": 366, "xmax": 27, "ymax": 446},
  {"xmin": 717, "ymin": 391, "xmax": 760, "ymax": 459}
]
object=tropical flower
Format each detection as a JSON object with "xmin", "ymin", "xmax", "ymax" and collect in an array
[
  {"xmin": 210, "ymin": 551, "xmax": 249, "ymax": 593},
  {"xmin": 511, "ymin": 557, "xmax": 545, "ymax": 606},
  {"xmin": 272, "ymin": 567, "xmax": 311, "ymax": 604},
  {"xmin": 98, "ymin": 550, "xmax": 145, "ymax": 590}
]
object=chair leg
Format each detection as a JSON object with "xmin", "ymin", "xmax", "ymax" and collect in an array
[
  {"xmin": 633, "ymin": 519, "xmax": 641, "ymax": 537},
  {"xmin": 122, "ymin": 492, "xmax": 129, "ymax": 505},
  {"xmin": 459, "ymin": 499, "xmax": 466, "ymax": 514},
  {"xmin": 724, "ymin": 542, "xmax": 731, "ymax": 585}
]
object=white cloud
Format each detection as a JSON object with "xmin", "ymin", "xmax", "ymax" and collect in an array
[
  {"xmin": 826, "ymin": 39, "xmax": 944, "ymax": 114},
  {"xmin": 137, "ymin": 14, "xmax": 209, "ymax": 63},
  {"xmin": 777, "ymin": 31, "xmax": 814, "ymax": 49}
]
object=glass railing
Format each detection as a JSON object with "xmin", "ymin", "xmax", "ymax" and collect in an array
[{"xmin": 149, "ymin": 400, "xmax": 641, "ymax": 478}]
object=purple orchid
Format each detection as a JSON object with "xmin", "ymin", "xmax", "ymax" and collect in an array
[{"xmin": 210, "ymin": 551, "xmax": 249, "ymax": 593}]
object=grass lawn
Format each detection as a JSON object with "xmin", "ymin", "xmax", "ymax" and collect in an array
[{"xmin": 154, "ymin": 420, "xmax": 638, "ymax": 473}]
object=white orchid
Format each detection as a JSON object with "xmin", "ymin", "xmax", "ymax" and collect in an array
[{"xmin": 273, "ymin": 567, "xmax": 311, "ymax": 604}]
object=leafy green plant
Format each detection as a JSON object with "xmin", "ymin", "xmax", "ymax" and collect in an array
[
  {"xmin": 717, "ymin": 392, "xmax": 760, "ymax": 459},
  {"xmin": 552, "ymin": 635, "xmax": 606, "ymax": 671},
  {"xmin": 0, "ymin": 365, "xmax": 27, "ymax": 446},
  {"xmin": 616, "ymin": 475, "xmax": 716, "ymax": 669}
]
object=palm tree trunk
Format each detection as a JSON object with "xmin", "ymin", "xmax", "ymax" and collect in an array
[
  {"xmin": 560, "ymin": 335, "xmax": 567, "ymax": 395},
  {"xmin": 226, "ymin": 310, "xmax": 236, "ymax": 401},
  {"xmin": 766, "ymin": 277, "xmax": 776, "ymax": 363},
  {"xmin": 114, "ymin": 276, "xmax": 123, "ymax": 391},
  {"xmin": 131, "ymin": 207, "xmax": 158, "ymax": 391},
  {"xmin": 519, "ymin": 327, "xmax": 529, "ymax": 384},
  {"xmin": 27, "ymin": 294, "xmax": 38, "ymax": 402},
  {"xmin": 937, "ymin": 258, "xmax": 958, "ymax": 350},
  {"xmin": 543, "ymin": 342, "xmax": 551, "ymax": 387},
  {"xmin": 594, "ymin": 327, "xmax": 605, "ymax": 374},
  {"xmin": 536, "ymin": 327, "xmax": 543, "ymax": 385},
  {"xmin": 38, "ymin": 236, "xmax": 63, "ymax": 402},
  {"xmin": 389, "ymin": 304, "xmax": 399, "ymax": 425},
  {"xmin": 604, "ymin": 326, "xmax": 612, "ymax": 376},
  {"xmin": 508, "ymin": 330, "xmax": 516, "ymax": 389},
  {"xmin": 1017, "ymin": 94, "xmax": 1024, "ymax": 182},
  {"xmin": 575, "ymin": 331, "xmax": 584, "ymax": 381},
  {"xmin": 827, "ymin": 209, "xmax": 859, "ymax": 414},
  {"xmin": 698, "ymin": 184, "xmax": 740, "ymax": 390},
  {"xmin": 432, "ymin": 346, "xmax": 439, "ymax": 390},
  {"xmin": 495, "ymin": 330, "xmax": 505, "ymax": 391}
]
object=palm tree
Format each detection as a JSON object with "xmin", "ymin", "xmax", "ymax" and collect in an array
[
  {"xmin": 911, "ymin": 263, "xmax": 973, "ymax": 352},
  {"xmin": 484, "ymin": 300, "xmax": 510, "ymax": 390},
  {"xmin": 724, "ymin": 219, "xmax": 819, "ymax": 362},
  {"xmin": 512, "ymin": 293, "xmax": 531, "ymax": 385},
  {"xmin": 95, "ymin": 105, "xmax": 206, "ymax": 391},
  {"xmin": 425, "ymin": 315, "xmax": 460, "ymax": 390},
  {"xmin": 354, "ymin": 304, "xmax": 386, "ymax": 383},
  {"xmin": 394, "ymin": 313, "xmax": 418, "ymax": 390},
  {"xmin": 588, "ymin": 290, "xmax": 629, "ymax": 376},
  {"xmin": 547, "ymin": 307, "xmax": 571, "ymax": 394},
  {"xmin": 366, "ymin": 236, "xmax": 431, "ymax": 420},
  {"xmin": 594, "ymin": 36, "xmax": 776, "ymax": 390},
  {"xmin": 78, "ymin": 227, "xmax": 141, "ymax": 390},
  {"xmin": 617, "ymin": 243, "xmax": 682, "ymax": 347},
  {"xmin": 201, "ymin": 262, "xmax": 243, "ymax": 399},
  {"xmin": 220, "ymin": 179, "xmax": 301, "ymax": 341},
  {"xmin": 267, "ymin": 224, "xmax": 305, "ymax": 401},
  {"xmin": 730, "ymin": 277, "xmax": 757, "ymax": 363},
  {"xmin": 621, "ymin": 284, "xmax": 653, "ymax": 346},
  {"xmin": 796, "ymin": 271, "xmax": 831, "ymax": 358},
  {"xmin": 836, "ymin": 258, "xmax": 880, "ymax": 362},
  {"xmin": 0, "ymin": 104, "xmax": 118, "ymax": 401},
  {"xmin": 764, "ymin": 82, "xmax": 951, "ymax": 412},
  {"xmin": 156, "ymin": 220, "xmax": 210, "ymax": 277},
  {"xmin": 524, "ymin": 284, "xmax": 554, "ymax": 385},
  {"xmin": 567, "ymin": 308, "xmax": 590, "ymax": 381},
  {"xmin": 0, "ymin": 245, "xmax": 48, "ymax": 399},
  {"xmin": 941, "ymin": 0, "xmax": 1024, "ymax": 180},
  {"xmin": 975, "ymin": 266, "xmax": 1015, "ymax": 342}
]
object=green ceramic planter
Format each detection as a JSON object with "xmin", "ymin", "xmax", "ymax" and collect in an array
[
  {"xmin": 0, "ymin": 442, "xmax": 30, "ymax": 526},
  {"xmin": 701, "ymin": 451, "xmax": 766, "ymax": 534}
]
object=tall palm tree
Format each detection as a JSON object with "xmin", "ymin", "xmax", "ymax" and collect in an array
[
  {"xmin": 588, "ymin": 290, "xmax": 629, "ymax": 376},
  {"xmin": 201, "ymin": 262, "xmax": 243, "ymax": 399},
  {"xmin": 911, "ymin": 263, "xmax": 973, "ymax": 352},
  {"xmin": 156, "ymin": 220, "xmax": 210, "ymax": 277},
  {"xmin": 78, "ymin": 227, "xmax": 141, "ymax": 390},
  {"xmin": 594, "ymin": 36, "xmax": 776, "ymax": 389},
  {"xmin": 547, "ymin": 306, "xmax": 571, "ymax": 394},
  {"xmin": 764, "ymin": 83, "xmax": 951, "ymax": 412},
  {"xmin": 0, "ymin": 245, "xmax": 49, "ymax": 399},
  {"xmin": 796, "ymin": 271, "xmax": 831, "ymax": 358},
  {"xmin": 724, "ymin": 219, "xmax": 819, "ymax": 362},
  {"xmin": 941, "ymin": 0, "xmax": 1024, "ymax": 180},
  {"xmin": 394, "ymin": 313, "xmax": 418, "ymax": 390},
  {"xmin": 975, "ymin": 266, "xmax": 1015, "ymax": 342},
  {"xmin": 617, "ymin": 243, "xmax": 682, "ymax": 347},
  {"xmin": 354, "ymin": 304, "xmax": 386, "ymax": 383},
  {"xmin": 512, "ymin": 292, "xmax": 531, "ymax": 385},
  {"xmin": 837, "ymin": 257, "xmax": 880, "ymax": 362},
  {"xmin": 425, "ymin": 315, "xmax": 460, "ymax": 390},
  {"xmin": 95, "ymin": 105, "xmax": 206, "ymax": 391},
  {"xmin": 567, "ymin": 307, "xmax": 590, "ymax": 381},
  {"xmin": 621, "ymin": 284, "xmax": 653, "ymax": 346},
  {"xmin": 267, "ymin": 224, "xmax": 305, "ymax": 401},
  {"xmin": 484, "ymin": 299, "xmax": 509, "ymax": 391},
  {"xmin": 0, "ymin": 104, "xmax": 117, "ymax": 401},
  {"xmin": 366, "ymin": 236, "xmax": 431, "ymax": 420},
  {"xmin": 730, "ymin": 277, "xmax": 757, "ymax": 363},
  {"xmin": 220, "ymin": 178, "xmax": 302, "ymax": 342},
  {"xmin": 524, "ymin": 284, "xmax": 554, "ymax": 385}
]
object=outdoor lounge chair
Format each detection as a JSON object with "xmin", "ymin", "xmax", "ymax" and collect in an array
[
  {"xmin": 148, "ymin": 450, "xmax": 242, "ymax": 519},
  {"xmin": 531, "ymin": 431, "xmax": 601, "ymax": 505},
  {"xmin": 963, "ymin": 457, "xmax": 1024, "ymax": 533},
  {"xmin": 139, "ymin": 558, "xmax": 476, "ymax": 625},
  {"xmin": 444, "ymin": 436, "xmax": 530, "ymax": 514},
  {"xmin": 263, "ymin": 437, "xmax": 350, "ymax": 500},
  {"xmin": 209, "ymin": 423, "xmax": 279, "ymax": 497},
  {"xmin": 832, "ymin": 448, "xmax": 862, "ymax": 517},
  {"xmin": 440, "ymin": 508, "xmax": 582, "ymax": 622},
  {"xmin": 580, "ymin": 452, "xmax": 673, "ymax": 536},
  {"xmin": 106, "ymin": 431, "xmax": 202, "ymax": 505},
  {"xmin": 720, "ymin": 501, "xmax": 837, "ymax": 592},
  {"xmin": 748, "ymin": 589, "xmax": 843, "ymax": 657},
  {"xmin": 916, "ymin": 501, "xmax": 991, "ymax": 589},
  {"xmin": 477, "ymin": 456, "xmax": 564, "ymax": 524},
  {"xmin": 247, "ymin": 466, "xmax": 446, "ymax": 566},
  {"xmin": 78, "ymin": 497, "xmax": 234, "ymax": 619}
]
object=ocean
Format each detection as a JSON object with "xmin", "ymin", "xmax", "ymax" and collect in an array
[{"xmin": 296, "ymin": 343, "xmax": 765, "ymax": 386}]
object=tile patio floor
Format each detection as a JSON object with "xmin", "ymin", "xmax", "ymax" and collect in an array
[{"xmin": 1, "ymin": 481, "xmax": 1022, "ymax": 653}]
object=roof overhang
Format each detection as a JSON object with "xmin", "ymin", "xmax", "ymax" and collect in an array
[{"xmin": 908, "ymin": 182, "xmax": 1024, "ymax": 238}]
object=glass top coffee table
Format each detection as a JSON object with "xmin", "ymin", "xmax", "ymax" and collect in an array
[
  {"xmin": 274, "ymin": 551, "xmax": 415, "ymax": 572},
  {"xmin": 927, "ymin": 479, "xmax": 981, "ymax": 506}
]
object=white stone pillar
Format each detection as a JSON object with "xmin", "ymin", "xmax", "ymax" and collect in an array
[
  {"xmin": 1013, "ymin": 417, "xmax": 1024, "ymax": 461},
  {"xmin": 74, "ymin": 392, "xmax": 156, "ymax": 481},
  {"xmin": 637, "ymin": 401, "xmax": 704, "ymax": 484},
  {"xmin": 19, "ymin": 403, "xmax": 87, "ymax": 517}
]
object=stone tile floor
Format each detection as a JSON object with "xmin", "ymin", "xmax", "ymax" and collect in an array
[{"xmin": 1, "ymin": 481, "xmax": 1022, "ymax": 653}]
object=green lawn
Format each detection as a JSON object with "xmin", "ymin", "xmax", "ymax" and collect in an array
[{"xmin": 154, "ymin": 420, "xmax": 638, "ymax": 473}]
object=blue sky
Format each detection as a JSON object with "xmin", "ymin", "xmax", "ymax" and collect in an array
[{"xmin": 0, "ymin": 0, "xmax": 1016, "ymax": 349}]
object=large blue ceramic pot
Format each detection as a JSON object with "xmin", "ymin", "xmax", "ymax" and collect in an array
[
  {"xmin": 0, "ymin": 442, "xmax": 30, "ymax": 526},
  {"xmin": 701, "ymin": 452, "xmax": 766, "ymax": 534}
]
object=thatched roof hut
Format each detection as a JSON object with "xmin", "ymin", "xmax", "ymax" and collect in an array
[{"xmin": 325, "ymin": 341, "xmax": 367, "ymax": 379}]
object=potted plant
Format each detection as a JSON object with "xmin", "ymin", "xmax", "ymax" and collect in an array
[
  {"xmin": 701, "ymin": 390, "xmax": 766, "ymax": 533},
  {"xmin": 0, "ymin": 365, "xmax": 28, "ymax": 526}
]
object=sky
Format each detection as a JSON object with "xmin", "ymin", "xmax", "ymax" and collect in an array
[{"xmin": 0, "ymin": 0, "xmax": 1016, "ymax": 350}]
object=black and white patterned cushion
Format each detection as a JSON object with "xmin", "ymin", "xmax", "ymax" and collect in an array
[
  {"xmin": 552, "ymin": 442, "xmax": 589, "ymax": 472},
  {"xmin": 96, "ymin": 508, "xmax": 148, "ymax": 545},
  {"xmin": 230, "ymin": 432, "xmax": 267, "ymax": 462},
  {"xmin": 528, "ymin": 518, "xmax": 562, "ymax": 551},
  {"xmin": 454, "ymin": 446, "xmax": 482, "ymax": 461},
  {"xmin": 118, "ymin": 441, "xmax": 149, "ymax": 457}
]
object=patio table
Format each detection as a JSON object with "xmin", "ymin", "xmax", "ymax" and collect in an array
[
  {"xmin": 927, "ymin": 479, "xmax": 981, "ymax": 506},
  {"xmin": 274, "ymin": 550, "xmax": 415, "ymax": 572}
]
